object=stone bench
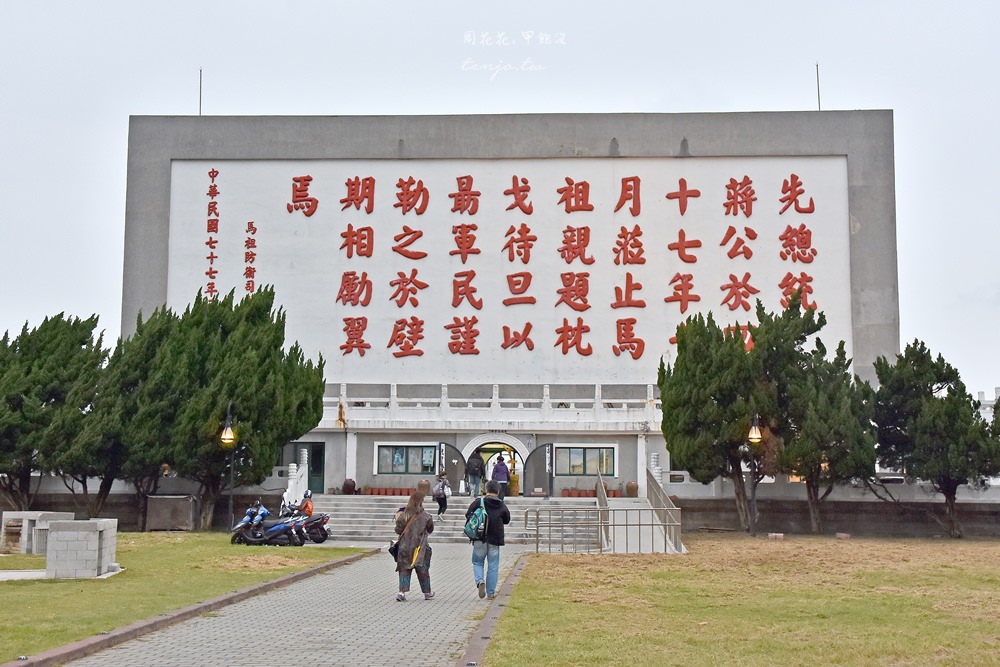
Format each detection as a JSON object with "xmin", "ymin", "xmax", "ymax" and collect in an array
[{"xmin": 1, "ymin": 511, "xmax": 75, "ymax": 554}]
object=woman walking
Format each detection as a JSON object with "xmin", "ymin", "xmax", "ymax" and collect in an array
[{"xmin": 393, "ymin": 489, "xmax": 435, "ymax": 601}]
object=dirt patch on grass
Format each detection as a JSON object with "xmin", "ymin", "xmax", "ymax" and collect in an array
[{"xmin": 211, "ymin": 553, "xmax": 309, "ymax": 571}]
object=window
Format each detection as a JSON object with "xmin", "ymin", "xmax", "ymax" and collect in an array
[
  {"xmin": 377, "ymin": 445, "xmax": 437, "ymax": 474},
  {"xmin": 555, "ymin": 446, "xmax": 615, "ymax": 476}
]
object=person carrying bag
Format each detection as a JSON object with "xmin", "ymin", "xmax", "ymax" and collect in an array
[{"xmin": 393, "ymin": 489, "xmax": 435, "ymax": 601}]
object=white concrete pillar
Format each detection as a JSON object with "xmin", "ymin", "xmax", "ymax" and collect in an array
[
  {"xmin": 346, "ymin": 430, "xmax": 358, "ymax": 480},
  {"xmin": 637, "ymin": 433, "xmax": 648, "ymax": 496}
]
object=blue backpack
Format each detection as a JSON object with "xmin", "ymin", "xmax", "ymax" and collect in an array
[{"xmin": 464, "ymin": 498, "xmax": 488, "ymax": 541}]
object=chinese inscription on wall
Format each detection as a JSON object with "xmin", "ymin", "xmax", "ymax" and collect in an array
[{"xmin": 169, "ymin": 157, "xmax": 851, "ymax": 384}]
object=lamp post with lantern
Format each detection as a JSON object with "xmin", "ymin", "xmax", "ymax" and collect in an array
[
  {"xmin": 740, "ymin": 414, "xmax": 763, "ymax": 537},
  {"xmin": 220, "ymin": 402, "xmax": 237, "ymax": 528}
]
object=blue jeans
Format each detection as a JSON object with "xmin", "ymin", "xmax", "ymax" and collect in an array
[
  {"xmin": 472, "ymin": 541, "xmax": 500, "ymax": 596},
  {"xmin": 468, "ymin": 475, "xmax": 481, "ymax": 496}
]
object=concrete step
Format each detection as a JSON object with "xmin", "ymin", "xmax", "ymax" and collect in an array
[{"xmin": 313, "ymin": 494, "xmax": 604, "ymax": 546}]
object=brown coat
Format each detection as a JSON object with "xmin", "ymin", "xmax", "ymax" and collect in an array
[{"xmin": 394, "ymin": 509, "xmax": 434, "ymax": 571}]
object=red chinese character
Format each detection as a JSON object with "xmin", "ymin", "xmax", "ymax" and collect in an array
[
  {"xmin": 666, "ymin": 178, "xmax": 701, "ymax": 215},
  {"xmin": 555, "ymin": 272, "xmax": 591, "ymax": 312},
  {"xmin": 779, "ymin": 173, "xmax": 815, "ymax": 214},
  {"xmin": 667, "ymin": 229, "xmax": 701, "ymax": 263},
  {"xmin": 613, "ymin": 318, "xmax": 645, "ymax": 360},
  {"xmin": 556, "ymin": 177, "xmax": 594, "ymax": 213},
  {"xmin": 779, "ymin": 273, "xmax": 816, "ymax": 309},
  {"xmin": 387, "ymin": 317, "xmax": 425, "ymax": 357},
  {"xmin": 449, "ymin": 175, "xmax": 481, "ymax": 215},
  {"xmin": 244, "ymin": 238, "xmax": 257, "ymax": 250},
  {"xmin": 720, "ymin": 272, "xmax": 760, "ymax": 311},
  {"xmin": 502, "ymin": 223, "xmax": 537, "ymax": 264},
  {"xmin": 244, "ymin": 280, "xmax": 255, "ymax": 293},
  {"xmin": 501, "ymin": 323, "xmax": 534, "ymax": 350},
  {"xmin": 613, "ymin": 225, "xmax": 646, "ymax": 265},
  {"xmin": 778, "ymin": 224, "xmax": 818, "ymax": 263},
  {"xmin": 207, "ymin": 183, "xmax": 220, "ymax": 199},
  {"xmin": 554, "ymin": 317, "xmax": 593, "ymax": 356},
  {"xmin": 445, "ymin": 316, "xmax": 481, "ymax": 355},
  {"xmin": 452, "ymin": 270, "xmax": 483, "ymax": 309},
  {"xmin": 394, "ymin": 176, "xmax": 429, "ymax": 215},
  {"xmin": 244, "ymin": 266, "xmax": 256, "ymax": 280},
  {"xmin": 208, "ymin": 201, "xmax": 219, "ymax": 217},
  {"xmin": 503, "ymin": 272, "xmax": 536, "ymax": 306},
  {"xmin": 720, "ymin": 225, "xmax": 758, "ymax": 260},
  {"xmin": 337, "ymin": 271, "xmax": 373, "ymax": 306},
  {"xmin": 205, "ymin": 266, "xmax": 218, "ymax": 280},
  {"xmin": 723, "ymin": 324, "xmax": 755, "ymax": 351},
  {"xmin": 205, "ymin": 282, "xmax": 218, "ymax": 299},
  {"xmin": 246, "ymin": 221, "xmax": 257, "ymax": 234},
  {"xmin": 340, "ymin": 224, "xmax": 374, "ymax": 258},
  {"xmin": 340, "ymin": 317, "xmax": 371, "ymax": 356},
  {"xmin": 208, "ymin": 168, "xmax": 219, "ymax": 182},
  {"xmin": 723, "ymin": 175, "xmax": 756, "ymax": 218},
  {"xmin": 614, "ymin": 176, "xmax": 641, "ymax": 216},
  {"xmin": 450, "ymin": 223, "xmax": 481, "ymax": 263},
  {"xmin": 611, "ymin": 272, "xmax": 646, "ymax": 309},
  {"xmin": 341, "ymin": 176, "xmax": 376, "ymax": 214},
  {"xmin": 205, "ymin": 237, "xmax": 218, "ymax": 250},
  {"xmin": 206, "ymin": 251, "xmax": 218, "ymax": 265},
  {"xmin": 207, "ymin": 219, "xmax": 219, "ymax": 234},
  {"xmin": 244, "ymin": 251, "xmax": 256, "ymax": 264},
  {"xmin": 504, "ymin": 175, "xmax": 534, "ymax": 214},
  {"xmin": 287, "ymin": 175, "xmax": 318, "ymax": 217},
  {"xmin": 558, "ymin": 226, "xmax": 596, "ymax": 265},
  {"xmin": 392, "ymin": 225, "xmax": 427, "ymax": 260},
  {"xmin": 389, "ymin": 269, "xmax": 429, "ymax": 307},
  {"xmin": 664, "ymin": 273, "xmax": 701, "ymax": 314}
]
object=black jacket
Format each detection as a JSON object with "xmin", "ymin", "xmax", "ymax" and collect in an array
[
  {"xmin": 465, "ymin": 494, "xmax": 510, "ymax": 546},
  {"xmin": 466, "ymin": 455, "xmax": 485, "ymax": 476}
]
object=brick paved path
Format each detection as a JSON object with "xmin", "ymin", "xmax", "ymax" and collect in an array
[{"xmin": 65, "ymin": 542, "xmax": 530, "ymax": 667}]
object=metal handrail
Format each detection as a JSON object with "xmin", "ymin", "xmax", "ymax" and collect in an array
[
  {"xmin": 595, "ymin": 470, "xmax": 611, "ymax": 549},
  {"xmin": 524, "ymin": 505, "xmax": 684, "ymax": 554},
  {"xmin": 646, "ymin": 467, "xmax": 685, "ymax": 553}
]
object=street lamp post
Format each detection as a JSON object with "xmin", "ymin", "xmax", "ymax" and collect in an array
[
  {"xmin": 220, "ymin": 402, "xmax": 236, "ymax": 528},
  {"xmin": 742, "ymin": 414, "xmax": 763, "ymax": 537}
]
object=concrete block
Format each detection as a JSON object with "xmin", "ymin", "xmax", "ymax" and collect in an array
[
  {"xmin": 45, "ymin": 519, "xmax": 118, "ymax": 579},
  {"xmin": 767, "ymin": 532, "xmax": 784, "ymax": 540},
  {"xmin": 836, "ymin": 532, "xmax": 851, "ymax": 540}
]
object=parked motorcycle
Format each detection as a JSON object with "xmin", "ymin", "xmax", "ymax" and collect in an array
[
  {"xmin": 230, "ymin": 501, "xmax": 303, "ymax": 546},
  {"xmin": 280, "ymin": 498, "xmax": 331, "ymax": 544}
]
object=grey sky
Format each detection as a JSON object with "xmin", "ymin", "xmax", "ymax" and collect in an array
[{"xmin": 2, "ymin": 1, "xmax": 998, "ymax": 395}]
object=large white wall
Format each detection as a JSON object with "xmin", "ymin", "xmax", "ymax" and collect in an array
[{"xmin": 124, "ymin": 112, "xmax": 898, "ymax": 383}]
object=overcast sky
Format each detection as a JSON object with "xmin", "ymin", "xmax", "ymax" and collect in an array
[{"xmin": 2, "ymin": 1, "xmax": 998, "ymax": 395}]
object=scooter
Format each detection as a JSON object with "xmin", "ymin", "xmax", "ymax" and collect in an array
[
  {"xmin": 231, "ymin": 502, "xmax": 304, "ymax": 546},
  {"xmin": 230, "ymin": 505, "xmax": 258, "ymax": 545},
  {"xmin": 280, "ymin": 500, "xmax": 331, "ymax": 544}
]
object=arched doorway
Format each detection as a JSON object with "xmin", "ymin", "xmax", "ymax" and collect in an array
[{"xmin": 462, "ymin": 433, "xmax": 529, "ymax": 497}]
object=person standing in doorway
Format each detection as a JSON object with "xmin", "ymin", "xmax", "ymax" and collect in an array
[
  {"xmin": 466, "ymin": 480, "xmax": 511, "ymax": 601},
  {"xmin": 491, "ymin": 455, "xmax": 510, "ymax": 500},
  {"xmin": 466, "ymin": 450, "xmax": 485, "ymax": 497},
  {"xmin": 431, "ymin": 471, "xmax": 451, "ymax": 518}
]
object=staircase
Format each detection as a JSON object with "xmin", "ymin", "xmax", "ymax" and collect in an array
[{"xmin": 313, "ymin": 494, "xmax": 602, "ymax": 547}]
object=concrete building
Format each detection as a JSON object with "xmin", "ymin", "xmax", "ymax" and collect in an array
[{"xmin": 122, "ymin": 111, "xmax": 898, "ymax": 501}]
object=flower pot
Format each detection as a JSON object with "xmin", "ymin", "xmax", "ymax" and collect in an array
[
  {"xmin": 625, "ymin": 480, "xmax": 639, "ymax": 497},
  {"xmin": 561, "ymin": 488, "xmax": 571, "ymax": 497}
]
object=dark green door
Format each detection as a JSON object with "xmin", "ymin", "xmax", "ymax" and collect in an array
[{"xmin": 307, "ymin": 443, "xmax": 324, "ymax": 493}]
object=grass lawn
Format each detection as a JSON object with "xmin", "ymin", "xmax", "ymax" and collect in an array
[
  {"xmin": 0, "ymin": 532, "xmax": 366, "ymax": 663},
  {"xmin": 486, "ymin": 532, "xmax": 1000, "ymax": 666}
]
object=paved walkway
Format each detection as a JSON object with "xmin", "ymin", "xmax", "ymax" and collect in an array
[{"xmin": 59, "ymin": 540, "xmax": 531, "ymax": 667}]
